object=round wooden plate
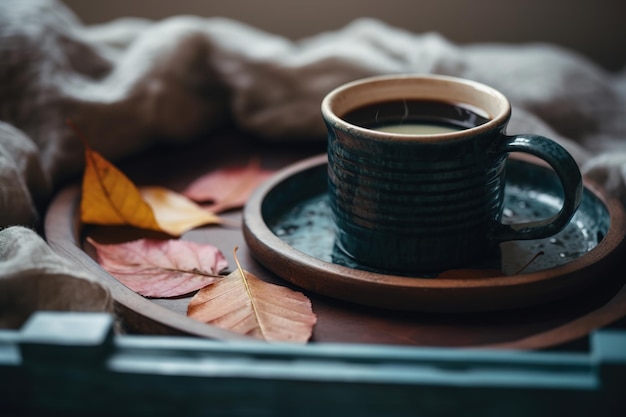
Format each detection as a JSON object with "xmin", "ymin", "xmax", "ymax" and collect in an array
[
  {"xmin": 244, "ymin": 154, "xmax": 626, "ymax": 313},
  {"xmin": 44, "ymin": 135, "xmax": 626, "ymax": 349}
]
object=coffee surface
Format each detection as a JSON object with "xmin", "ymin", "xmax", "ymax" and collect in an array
[
  {"xmin": 342, "ymin": 99, "xmax": 490, "ymax": 134},
  {"xmin": 375, "ymin": 123, "xmax": 462, "ymax": 135}
]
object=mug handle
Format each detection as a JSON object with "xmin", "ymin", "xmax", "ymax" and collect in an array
[{"xmin": 490, "ymin": 134, "xmax": 583, "ymax": 243}]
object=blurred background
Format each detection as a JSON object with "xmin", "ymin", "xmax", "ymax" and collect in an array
[{"xmin": 61, "ymin": 0, "xmax": 625, "ymax": 72}]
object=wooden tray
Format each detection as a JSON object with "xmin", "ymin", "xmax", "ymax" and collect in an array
[{"xmin": 44, "ymin": 133, "xmax": 626, "ymax": 349}]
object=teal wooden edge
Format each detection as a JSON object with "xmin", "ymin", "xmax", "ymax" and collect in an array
[{"xmin": 1, "ymin": 311, "xmax": 624, "ymax": 416}]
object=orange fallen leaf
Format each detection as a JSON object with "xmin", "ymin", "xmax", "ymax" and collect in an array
[
  {"xmin": 187, "ymin": 247, "xmax": 317, "ymax": 343},
  {"xmin": 182, "ymin": 158, "xmax": 275, "ymax": 213},
  {"xmin": 88, "ymin": 237, "xmax": 228, "ymax": 298},
  {"xmin": 72, "ymin": 121, "xmax": 223, "ymax": 236},
  {"xmin": 79, "ymin": 134, "xmax": 161, "ymax": 231}
]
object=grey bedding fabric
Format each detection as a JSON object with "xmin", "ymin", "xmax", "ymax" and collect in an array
[{"xmin": 1, "ymin": 0, "xmax": 625, "ymax": 327}]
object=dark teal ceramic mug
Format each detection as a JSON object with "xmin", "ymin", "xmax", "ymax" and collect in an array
[{"xmin": 322, "ymin": 74, "xmax": 583, "ymax": 273}]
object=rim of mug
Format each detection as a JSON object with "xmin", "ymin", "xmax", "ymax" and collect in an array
[{"xmin": 321, "ymin": 73, "xmax": 511, "ymax": 141}]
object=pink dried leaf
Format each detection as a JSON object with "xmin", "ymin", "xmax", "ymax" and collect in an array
[
  {"xmin": 182, "ymin": 158, "xmax": 275, "ymax": 213},
  {"xmin": 88, "ymin": 237, "xmax": 228, "ymax": 298}
]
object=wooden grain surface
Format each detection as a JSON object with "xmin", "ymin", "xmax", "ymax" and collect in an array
[{"xmin": 45, "ymin": 129, "xmax": 626, "ymax": 350}]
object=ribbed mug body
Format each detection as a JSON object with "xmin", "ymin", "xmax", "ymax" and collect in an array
[{"xmin": 327, "ymin": 125, "xmax": 507, "ymax": 273}]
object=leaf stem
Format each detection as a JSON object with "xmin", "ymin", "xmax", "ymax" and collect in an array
[
  {"xmin": 233, "ymin": 246, "xmax": 268, "ymax": 340},
  {"xmin": 66, "ymin": 119, "xmax": 89, "ymax": 149}
]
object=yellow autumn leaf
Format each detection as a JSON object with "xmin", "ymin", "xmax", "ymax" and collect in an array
[
  {"xmin": 80, "ymin": 143, "xmax": 162, "ymax": 232},
  {"xmin": 139, "ymin": 186, "xmax": 223, "ymax": 236},
  {"xmin": 74, "ymin": 121, "xmax": 223, "ymax": 236}
]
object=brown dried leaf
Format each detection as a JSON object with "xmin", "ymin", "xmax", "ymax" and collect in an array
[{"xmin": 187, "ymin": 248, "xmax": 317, "ymax": 342}]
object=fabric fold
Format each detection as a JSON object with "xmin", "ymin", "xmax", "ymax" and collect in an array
[{"xmin": 0, "ymin": 226, "xmax": 113, "ymax": 329}]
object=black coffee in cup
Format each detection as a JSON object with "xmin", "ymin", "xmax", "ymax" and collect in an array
[{"xmin": 342, "ymin": 99, "xmax": 490, "ymax": 135}]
